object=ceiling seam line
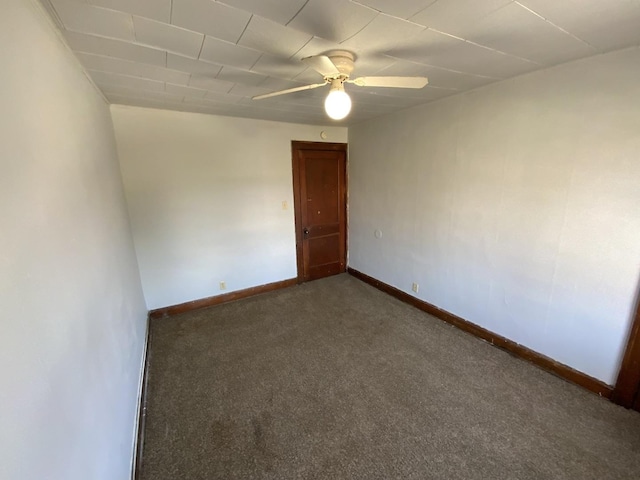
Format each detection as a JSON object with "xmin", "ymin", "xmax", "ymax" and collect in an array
[
  {"xmin": 289, "ymin": 36, "xmax": 315, "ymax": 60},
  {"xmin": 285, "ymin": 0, "xmax": 311, "ymax": 26},
  {"xmin": 514, "ymin": 1, "xmax": 598, "ymax": 50},
  {"xmin": 33, "ymin": 0, "xmax": 109, "ymax": 105},
  {"xmin": 196, "ymin": 36, "xmax": 206, "ymax": 60},
  {"xmin": 381, "ymin": 55, "xmax": 504, "ymax": 80},
  {"xmin": 340, "ymin": 13, "xmax": 380, "ymax": 44},
  {"xmin": 42, "ymin": 0, "xmax": 65, "ymax": 28},
  {"xmin": 349, "ymin": 0, "xmax": 381, "ymax": 14},
  {"xmin": 349, "ymin": 0, "xmax": 430, "ymax": 28},
  {"xmin": 406, "ymin": 0, "xmax": 440, "ymax": 26},
  {"xmin": 427, "ymin": 27, "xmax": 542, "ymax": 66},
  {"xmin": 236, "ymin": 14, "xmax": 253, "ymax": 45},
  {"xmin": 464, "ymin": 39, "xmax": 542, "ymax": 65},
  {"xmin": 183, "ymin": 75, "xmax": 192, "ymax": 93},
  {"xmin": 425, "ymin": 27, "xmax": 540, "ymax": 65},
  {"xmin": 248, "ymin": 53, "xmax": 264, "ymax": 72},
  {"xmin": 79, "ymin": 51, "xmax": 190, "ymax": 78},
  {"xmin": 86, "ymin": 68, "xmax": 166, "ymax": 84}
]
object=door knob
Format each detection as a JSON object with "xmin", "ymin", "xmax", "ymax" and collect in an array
[{"xmin": 303, "ymin": 228, "xmax": 309, "ymax": 237}]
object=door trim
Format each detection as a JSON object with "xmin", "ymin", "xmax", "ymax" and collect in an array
[
  {"xmin": 291, "ymin": 141, "xmax": 348, "ymax": 283},
  {"xmin": 613, "ymin": 294, "xmax": 640, "ymax": 409}
]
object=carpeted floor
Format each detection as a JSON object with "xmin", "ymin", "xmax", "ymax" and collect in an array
[{"xmin": 140, "ymin": 274, "xmax": 640, "ymax": 480}]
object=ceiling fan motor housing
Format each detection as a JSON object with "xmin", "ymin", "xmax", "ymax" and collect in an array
[{"xmin": 325, "ymin": 50, "xmax": 356, "ymax": 79}]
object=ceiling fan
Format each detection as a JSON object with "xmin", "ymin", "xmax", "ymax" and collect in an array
[{"xmin": 252, "ymin": 50, "xmax": 428, "ymax": 120}]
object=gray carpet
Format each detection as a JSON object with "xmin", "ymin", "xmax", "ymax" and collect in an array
[{"xmin": 140, "ymin": 274, "xmax": 640, "ymax": 480}]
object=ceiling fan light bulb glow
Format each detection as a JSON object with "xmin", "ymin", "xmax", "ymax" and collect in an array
[{"xmin": 324, "ymin": 89, "xmax": 351, "ymax": 120}]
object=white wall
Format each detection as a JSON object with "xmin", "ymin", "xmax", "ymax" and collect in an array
[
  {"xmin": 0, "ymin": 2, "xmax": 147, "ymax": 480},
  {"xmin": 349, "ymin": 47, "xmax": 640, "ymax": 385},
  {"xmin": 111, "ymin": 106, "xmax": 347, "ymax": 310}
]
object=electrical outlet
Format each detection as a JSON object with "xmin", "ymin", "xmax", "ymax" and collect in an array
[
  {"xmin": 412, "ymin": 283, "xmax": 419, "ymax": 293},
  {"xmin": 219, "ymin": 281, "xmax": 226, "ymax": 290}
]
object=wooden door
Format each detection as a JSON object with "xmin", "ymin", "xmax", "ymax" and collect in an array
[
  {"xmin": 292, "ymin": 141, "xmax": 347, "ymax": 282},
  {"xmin": 613, "ymin": 298, "xmax": 640, "ymax": 411}
]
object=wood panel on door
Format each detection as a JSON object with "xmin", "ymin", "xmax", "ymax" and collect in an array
[
  {"xmin": 292, "ymin": 141, "xmax": 347, "ymax": 282},
  {"xmin": 613, "ymin": 296, "xmax": 640, "ymax": 411}
]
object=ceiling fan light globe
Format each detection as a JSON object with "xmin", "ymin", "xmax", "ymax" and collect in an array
[{"xmin": 324, "ymin": 90, "xmax": 351, "ymax": 120}]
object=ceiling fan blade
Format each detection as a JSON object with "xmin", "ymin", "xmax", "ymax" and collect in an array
[
  {"xmin": 252, "ymin": 81, "xmax": 328, "ymax": 100},
  {"xmin": 301, "ymin": 55, "xmax": 341, "ymax": 77},
  {"xmin": 349, "ymin": 76, "xmax": 429, "ymax": 88}
]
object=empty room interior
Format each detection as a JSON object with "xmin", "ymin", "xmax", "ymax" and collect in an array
[{"xmin": 3, "ymin": 0, "xmax": 640, "ymax": 479}]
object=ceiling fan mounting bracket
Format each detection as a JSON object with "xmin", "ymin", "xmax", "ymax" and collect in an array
[{"xmin": 323, "ymin": 50, "xmax": 356, "ymax": 78}]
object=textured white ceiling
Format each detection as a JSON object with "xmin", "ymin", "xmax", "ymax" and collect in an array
[{"xmin": 40, "ymin": 0, "xmax": 640, "ymax": 125}]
